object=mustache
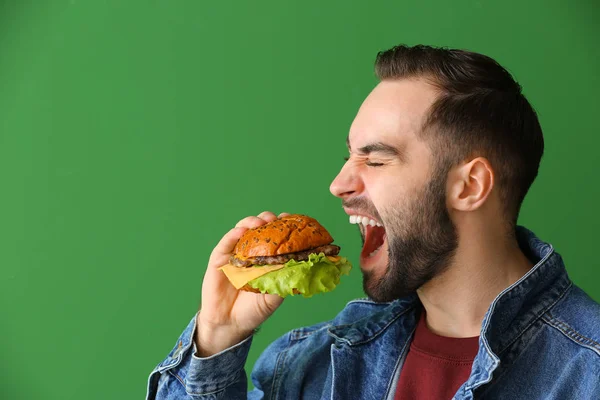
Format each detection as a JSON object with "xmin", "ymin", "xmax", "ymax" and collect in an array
[{"xmin": 342, "ymin": 198, "xmax": 382, "ymax": 221}]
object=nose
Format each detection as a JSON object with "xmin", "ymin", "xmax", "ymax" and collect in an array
[{"xmin": 330, "ymin": 162, "xmax": 364, "ymax": 200}]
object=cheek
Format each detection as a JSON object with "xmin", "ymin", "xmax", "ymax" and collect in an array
[{"xmin": 365, "ymin": 171, "xmax": 411, "ymax": 212}]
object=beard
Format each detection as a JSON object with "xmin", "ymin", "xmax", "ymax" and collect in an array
[{"xmin": 354, "ymin": 164, "xmax": 459, "ymax": 302}]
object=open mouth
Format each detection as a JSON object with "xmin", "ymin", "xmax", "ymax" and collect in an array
[{"xmin": 349, "ymin": 215, "xmax": 387, "ymax": 260}]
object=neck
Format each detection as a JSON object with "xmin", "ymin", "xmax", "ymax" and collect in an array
[{"xmin": 416, "ymin": 227, "xmax": 533, "ymax": 338}]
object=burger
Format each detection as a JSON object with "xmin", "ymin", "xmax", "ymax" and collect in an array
[{"xmin": 219, "ymin": 214, "xmax": 352, "ymax": 298}]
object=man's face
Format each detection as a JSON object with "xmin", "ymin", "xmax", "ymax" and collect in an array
[{"xmin": 330, "ymin": 79, "xmax": 459, "ymax": 302}]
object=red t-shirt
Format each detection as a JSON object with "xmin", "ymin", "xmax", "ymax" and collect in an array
[{"xmin": 394, "ymin": 312, "xmax": 480, "ymax": 400}]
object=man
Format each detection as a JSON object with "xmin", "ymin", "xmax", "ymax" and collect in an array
[{"xmin": 147, "ymin": 45, "xmax": 600, "ymax": 399}]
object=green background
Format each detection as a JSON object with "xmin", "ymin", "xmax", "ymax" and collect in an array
[{"xmin": 1, "ymin": 1, "xmax": 598, "ymax": 399}]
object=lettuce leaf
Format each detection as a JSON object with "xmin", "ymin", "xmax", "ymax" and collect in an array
[{"xmin": 246, "ymin": 253, "xmax": 352, "ymax": 298}]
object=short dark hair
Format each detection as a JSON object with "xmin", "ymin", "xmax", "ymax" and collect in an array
[{"xmin": 375, "ymin": 44, "xmax": 544, "ymax": 233}]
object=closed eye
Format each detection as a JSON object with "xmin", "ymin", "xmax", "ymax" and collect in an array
[{"xmin": 343, "ymin": 156, "xmax": 384, "ymax": 167}]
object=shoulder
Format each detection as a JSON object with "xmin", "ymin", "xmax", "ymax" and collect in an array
[
  {"xmin": 542, "ymin": 284, "xmax": 600, "ymax": 358},
  {"xmin": 268, "ymin": 295, "xmax": 417, "ymax": 349},
  {"xmin": 330, "ymin": 297, "xmax": 400, "ymax": 325},
  {"xmin": 272, "ymin": 298, "xmax": 389, "ymax": 343},
  {"xmin": 264, "ymin": 297, "xmax": 407, "ymax": 345},
  {"xmin": 300, "ymin": 296, "xmax": 415, "ymax": 334}
]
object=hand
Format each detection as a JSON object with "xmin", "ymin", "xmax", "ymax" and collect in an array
[{"xmin": 194, "ymin": 211, "xmax": 290, "ymax": 357}]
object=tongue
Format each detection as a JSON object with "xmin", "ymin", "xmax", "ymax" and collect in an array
[{"xmin": 361, "ymin": 225, "xmax": 386, "ymax": 258}]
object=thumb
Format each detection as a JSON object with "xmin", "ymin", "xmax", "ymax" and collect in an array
[{"xmin": 264, "ymin": 293, "xmax": 285, "ymax": 312}]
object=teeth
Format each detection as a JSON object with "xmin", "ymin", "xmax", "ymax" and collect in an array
[
  {"xmin": 348, "ymin": 215, "xmax": 382, "ymax": 228},
  {"xmin": 368, "ymin": 244, "xmax": 383, "ymax": 258}
]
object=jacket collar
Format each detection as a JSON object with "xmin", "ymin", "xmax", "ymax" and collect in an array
[
  {"xmin": 480, "ymin": 225, "xmax": 571, "ymax": 355},
  {"xmin": 464, "ymin": 226, "xmax": 572, "ymax": 392}
]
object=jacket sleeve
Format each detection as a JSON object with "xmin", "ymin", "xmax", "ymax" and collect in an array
[{"xmin": 146, "ymin": 313, "xmax": 288, "ymax": 400}]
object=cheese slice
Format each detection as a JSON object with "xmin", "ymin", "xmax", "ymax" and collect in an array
[
  {"xmin": 219, "ymin": 263, "xmax": 286, "ymax": 289},
  {"xmin": 219, "ymin": 256, "xmax": 342, "ymax": 290}
]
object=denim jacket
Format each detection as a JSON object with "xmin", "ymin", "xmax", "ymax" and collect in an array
[{"xmin": 147, "ymin": 226, "xmax": 600, "ymax": 399}]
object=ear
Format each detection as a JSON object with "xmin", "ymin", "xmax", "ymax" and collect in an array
[{"xmin": 447, "ymin": 157, "xmax": 495, "ymax": 212}]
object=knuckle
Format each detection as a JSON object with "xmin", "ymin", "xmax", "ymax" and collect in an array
[{"xmin": 258, "ymin": 211, "xmax": 278, "ymax": 222}]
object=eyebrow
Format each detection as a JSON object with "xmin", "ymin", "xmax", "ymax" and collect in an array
[{"xmin": 346, "ymin": 136, "xmax": 406, "ymax": 161}]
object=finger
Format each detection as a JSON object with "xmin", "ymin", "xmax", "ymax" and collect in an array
[
  {"xmin": 278, "ymin": 212, "xmax": 291, "ymax": 218},
  {"xmin": 211, "ymin": 226, "xmax": 248, "ymax": 260},
  {"xmin": 257, "ymin": 211, "xmax": 278, "ymax": 222},
  {"xmin": 235, "ymin": 216, "xmax": 268, "ymax": 229}
]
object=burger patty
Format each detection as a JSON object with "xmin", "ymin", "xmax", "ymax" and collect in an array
[{"xmin": 230, "ymin": 244, "xmax": 341, "ymax": 268}]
